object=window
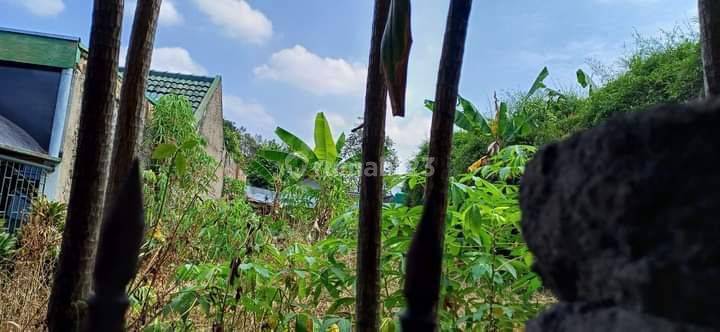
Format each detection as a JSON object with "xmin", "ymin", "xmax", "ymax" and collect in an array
[{"xmin": 0, "ymin": 61, "xmax": 62, "ymax": 152}]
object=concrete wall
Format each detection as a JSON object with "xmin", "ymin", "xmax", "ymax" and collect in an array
[
  {"xmin": 197, "ymin": 81, "xmax": 226, "ymax": 198},
  {"xmin": 49, "ymin": 54, "xmax": 140, "ymax": 203},
  {"xmin": 48, "ymin": 55, "xmax": 85, "ymax": 203},
  {"xmin": 224, "ymin": 156, "xmax": 247, "ymax": 182}
]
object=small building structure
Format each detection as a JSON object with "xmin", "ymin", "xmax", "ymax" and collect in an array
[{"xmin": 0, "ymin": 27, "xmax": 244, "ymax": 230}]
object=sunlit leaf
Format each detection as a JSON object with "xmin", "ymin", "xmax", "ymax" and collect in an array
[
  {"xmin": 276, "ymin": 126, "xmax": 317, "ymax": 162},
  {"xmin": 249, "ymin": 160, "xmax": 274, "ymax": 184},
  {"xmin": 526, "ymin": 66, "xmax": 549, "ymax": 98},
  {"xmin": 152, "ymin": 143, "xmax": 177, "ymax": 160},
  {"xmin": 380, "ymin": 318, "xmax": 396, "ymax": 332},
  {"xmin": 314, "ymin": 112, "xmax": 338, "ymax": 162},
  {"xmin": 335, "ymin": 132, "xmax": 346, "ymax": 156},
  {"xmin": 174, "ymin": 153, "xmax": 187, "ymax": 175}
]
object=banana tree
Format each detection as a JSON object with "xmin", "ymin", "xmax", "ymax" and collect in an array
[
  {"xmin": 258, "ymin": 112, "xmax": 346, "ymax": 177},
  {"xmin": 255, "ymin": 112, "xmax": 349, "ymax": 232},
  {"xmin": 425, "ymin": 67, "xmax": 561, "ymax": 172}
]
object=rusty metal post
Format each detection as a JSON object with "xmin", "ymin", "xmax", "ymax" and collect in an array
[
  {"xmin": 85, "ymin": 161, "xmax": 145, "ymax": 331},
  {"xmin": 401, "ymin": 0, "xmax": 473, "ymax": 331}
]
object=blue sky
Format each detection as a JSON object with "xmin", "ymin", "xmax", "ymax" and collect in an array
[{"xmin": 0, "ymin": 0, "xmax": 698, "ymax": 166}]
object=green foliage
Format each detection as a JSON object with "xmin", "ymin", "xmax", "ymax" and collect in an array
[
  {"xmin": 579, "ymin": 35, "xmax": 702, "ymax": 129},
  {"xmin": 223, "ymin": 120, "xmax": 262, "ymax": 166},
  {"xmin": 339, "ymin": 129, "xmax": 400, "ymax": 175},
  {"xmin": 246, "ymin": 140, "xmax": 284, "ymax": 189},
  {"xmin": 152, "ymin": 146, "xmax": 544, "ymax": 331},
  {"xmin": 0, "ymin": 230, "xmax": 16, "ymax": 267},
  {"xmin": 269, "ymin": 112, "xmax": 345, "ymax": 168},
  {"xmin": 222, "ymin": 177, "xmax": 246, "ymax": 200}
]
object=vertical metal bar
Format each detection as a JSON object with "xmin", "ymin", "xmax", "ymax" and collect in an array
[
  {"xmin": 356, "ymin": 0, "xmax": 391, "ymax": 330},
  {"xmin": 401, "ymin": 0, "xmax": 473, "ymax": 330},
  {"xmin": 85, "ymin": 161, "xmax": 145, "ymax": 331},
  {"xmin": 699, "ymin": 0, "xmax": 720, "ymax": 97}
]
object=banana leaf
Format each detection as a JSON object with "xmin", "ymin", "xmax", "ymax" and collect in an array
[{"xmin": 381, "ymin": 0, "xmax": 413, "ymax": 117}]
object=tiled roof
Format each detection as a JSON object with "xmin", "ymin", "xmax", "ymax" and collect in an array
[
  {"xmin": 145, "ymin": 70, "xmax": 216, "ymax": 112},
  {"xmin": 119, "ymin": 69, "xmax": 217, "ymax": 112}
]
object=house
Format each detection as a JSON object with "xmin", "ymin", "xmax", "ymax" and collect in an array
[{"xmin": 0, "ymin": 27, "xmax": 244, "ymax": 231}]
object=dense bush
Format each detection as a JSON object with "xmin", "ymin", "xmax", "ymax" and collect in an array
[
  {"xmin": 404, "ymin": 32, "xmax": 703, "ymax": 190},
  {"xmin": 580, "ymin": 35, "xmax": 702, "ymax": 129}
]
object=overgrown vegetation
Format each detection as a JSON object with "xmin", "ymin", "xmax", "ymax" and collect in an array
[{"xmin": 0, "ymin": 31, "xmax": 704, "ymax": 331}]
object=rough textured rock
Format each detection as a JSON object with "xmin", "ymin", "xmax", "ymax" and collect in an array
[
  {"xmin": 520, "ymin": 100, "xmax": 720, "ymax": 331},
  {"xmin": 527, "ymin": 303, "xmax": 715, "ymax": 332}
]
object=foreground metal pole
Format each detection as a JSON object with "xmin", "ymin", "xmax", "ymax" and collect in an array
[
  {"xmin": 699, "ymin": 0, "xmax": 720, "ymax": 97},
  {"xmin": 401, "ymin": 0, "xmax": 473, "ymax": 331},
  {"xmin": 85, "ymin": 161, "xmax": 145, "ymax": 331},
  {"xmin": 356, "ymin": 0, "xmax": 391, "ymax": 331}
]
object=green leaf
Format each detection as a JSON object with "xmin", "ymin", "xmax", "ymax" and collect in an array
[
  {"xmin": 465, "ymin": 204, "xmax": 484, "ymax": 237},
  {"xmin": 166, "ymin": 288, "xmax": 198, "ymax": 316},
  {"xmin": 424, "ymin": 99, "xmax": 435, "ymax": 112},
  {"xmin": 336, "ymin": 132, "xmax": 346, "ymax": 155},
  {"xmin": 275, "ymin": 127, "xmax": 317, "ymax": 162},
  {"xmin": 458, "ymin": 96, "xmax": 491, "ymax": 134},
  {"xmin": 180, "ymin": 139, "xmax": 199, "ymax": 151},
  {"xmin": 152, "ymin": 143, "xmax": 177, "ymax": 160},
  {"xmin": 526, "ymin": 66, "xmax": 549, "ymax": 98},
  {"xmin": 257, "ymin": 150, "xmax": 307, "ymax": 170},
  {"xmin": 576, "ymin": 69, "xmax": 589, "ymax": 88},
  {"xmin": 498, "ymin": 102, "xmax": 512, "ymax": 140},
  {"xmin": 249, "ymin": 160, "xmax": 273, "ymax": 184},
  {"xmin": 327, "ymin": 297, "xmax": 354, "ymax": 314},
  {"xmin": 313, "ymin": 112, "xmax": 338, "ymax": 163},
  {"xmin": 295, "ymin": 313, "xmax": 313, "ymax": 332},
  {"xmin": 380, "ymin": 318, "xmax": 396, "ymax": 332},
  {"xmin": 381, "ymin": 0, "xmax": 413, "ymax": 116},
  {"xmin": 576, "ymin": 68, "xmax": 596, "ymax": 93},
  {"xmin": 174, "ymin": 153, "xmax": 188, "ymax": 175}
]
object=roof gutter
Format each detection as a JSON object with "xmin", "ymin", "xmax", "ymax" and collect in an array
[{"xmin": 49, "ymin": 68, "xmax": 74, "ymax": 157}]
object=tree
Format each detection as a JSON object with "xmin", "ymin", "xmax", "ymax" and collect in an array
[
  {"xmin": 699, "ymin": 0, "xmax": 720, "ymax": 97},
  {"xmin": 47, "ymin": 0, "xmax": 124, "ymax": 330},
  {"xmin": 425, "ymin": 67, "xmax": 553, "ymax": 172},
  {"xmin": 259, "ymin": 112, "xmax": 346, "ymax": 173},
  {"xmin": 340, "ymin": 129, "xmax": 399, "ymax": 174},
  {"xmin": 402, "ymin": 0, "xmax": 473, "ymax": 330},
  {"xmin": 223, "ymin": 120, "xmax": 262, "ymax": 166}
]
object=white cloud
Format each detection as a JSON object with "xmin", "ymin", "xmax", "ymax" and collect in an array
[
  {"xmin": 323, "ymin": 111, "xmax": 352, "ymax": 133},
  {"xmin": 193, "ymin": 0, "xmax": 272, "ymax": 44},
  {"xmin": 125, "ymin": 1, "xmax": 184, "ymax": 26},
  {"xmin": 385, "ymin": 112, "xmax": 432, "ymax": 171},
  {"xmin": 159, "ymin": 1, "xmax": 184, "ymax": 26},
  {"xmin": 152, "ymin": 47, "xmax": 207, "ymax": 75},
  {"xmin": 12, "ymin": 0, "xmax": 65, "ymax": 16},
  {"xmin": 223, "ymin": 95, "xmax": 276, "ymax": 133},
  {"xmin": 121, "ymin": 47, "xmax": 208, "ymax": 75},
  {"xmin": 255, "ymin": 45, "xmax": 368, "ymax": 96}
]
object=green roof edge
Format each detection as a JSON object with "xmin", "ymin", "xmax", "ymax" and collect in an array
[
  {"xmin": 195, "ymin": 75, "xmax": 222, "ymax": 123},
  {"xmin": 0, "ymin": 27, "xmax": 81, "ymax": 69}
]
